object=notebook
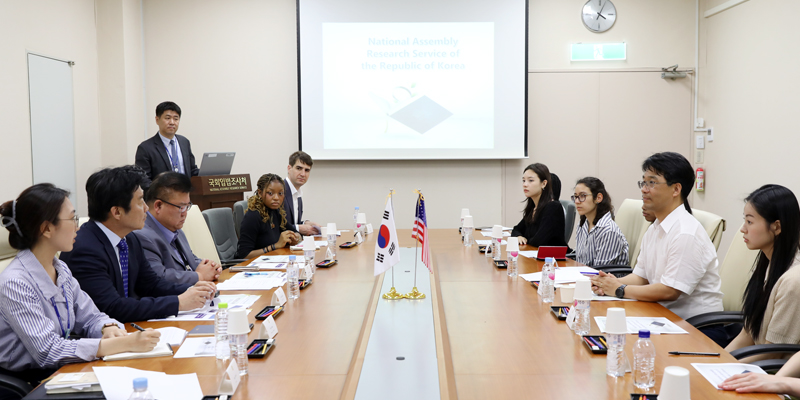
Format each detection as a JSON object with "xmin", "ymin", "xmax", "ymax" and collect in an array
[
  {"xmin": 102, "ymin": 341, "xmax": 174, "ymax": 361},
  {"xmin": 45, "ymin": 372, "xmax": 101, "ymax": 394}
]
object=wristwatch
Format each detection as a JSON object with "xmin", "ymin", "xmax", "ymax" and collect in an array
[
  {"xmin": 615, "ymin": 284, "xmax": 627, "ymax": 299},
  {"xmin": 101, "ymin": 323, "xmax": 118, "ymax": 332}
]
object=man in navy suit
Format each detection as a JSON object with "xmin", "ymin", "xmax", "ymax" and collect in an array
[
  {"xmin": 134, "ymin": 172, "xmax": 221, "ymax": 285},
  {"xmin": 60, "ymin": 166, "xmax": 215, "ymax": 323},
  {"xmin": 135, "ymin": 101, "xmax": 200, "ymax": 191},
  {"xmin": 284, "ymin": 151, "xmax": 320, "ymax": 236}
]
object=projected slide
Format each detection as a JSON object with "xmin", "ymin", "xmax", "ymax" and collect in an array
[{"xmin": 322, "ymin": 23, "xmax": 494, "ymax": 150}]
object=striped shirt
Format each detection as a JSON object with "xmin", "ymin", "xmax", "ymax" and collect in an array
[
  {"xmin": 0, "ymin": 250, "xmax": 121, "ymax": 371},
  {"xmin": 575, "ymin": 212, "xmax": 629, "ymax": 267}
]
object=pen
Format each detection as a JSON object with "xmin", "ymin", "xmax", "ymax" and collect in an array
[
  {"xmin": 586, "ymin": 336, "xmax": 601, "ymax": 348},
  {"xmin": 244, "ymin": 272, "xmax": 272, "ymax": 276},
  {"xmin": 580, "ymin": 272, "xmax": 599, "ymax": 275},
  {"xmin": 582, "ymin": 337, "xmax": 599, "ymax": 350},
  {"xmin": 261, "ymin": 343, "xmax": 269, "ymax": 354},
  {"xmin": 130, "ymin": 323, "xmax": 145, "ymax": 332},
  {"xmin": 668, "ymin": 351, "xmax": 720, "ymax": 356},
  {"xmin": 597, "ymin": 336, "xmax": 608, "ymax": 347}
]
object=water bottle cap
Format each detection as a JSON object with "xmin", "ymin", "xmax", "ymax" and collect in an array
[
  {"xmin": 638, "ymin": 329, "xmax": 650, "ymax": 338},
  {"xmin": 289, "ymin": 255, "xmax": 296, "ymax": 261},
  {"xmin": 545, "ymin": 257, "xmax": 555, "ymax": 263},
  {"xmin": 133, "ymin": 377, "xmax": 148, "ymax": 390},
  {"xmin": 218, "ymin": 302, "xmax": 228, "ymax": 309},
  {"xmin": 355, "ymin": 206, "xmax": 359, "ymax": 209}
]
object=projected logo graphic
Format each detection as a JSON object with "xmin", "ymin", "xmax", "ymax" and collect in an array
[
  {"xmin": 378, "ymin": 224, "xmax": 392, "ymax": 248},
  {"xmin": 370, "ymin": 86, "xmax": 453, "ymax": 134}
]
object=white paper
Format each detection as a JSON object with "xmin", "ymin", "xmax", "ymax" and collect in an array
[
  {"xmin": 173, "ymin": 337, "xmax": 217, "ymax": 358},
  {"xmin": 255, "ymin": 255, "xmax": 305, "ymax": 263},
  {"xmin": 272, "ymin": 287, "xmax": 287, "ymax": 306},
  {"xmin": 59, "ymin": 373, "xmax": 85, "ymax": 382},
  {"xmin": 519, "ymin": 266, "xmax": 598, "ymax": 284},
  {"xmin": 475, "ymin": 239, "xmax": 508, "ymax": 246},
  {"xmin": 148, "ymin": 294, "xmax": 260, "ymax": 321},
  {"xmin": 481, "ymin": 226, "xmax": 512, "ymax": 231},
  {"xmin": 217, "ymin": 271, "xmax": 287, "ymax": 291},
  {"xmin": 480, "ymin": 231, "xmax": 511, "ymax": 238},
  {"xmin": 219, "ymin": 359, "xmax": 241, "ymax": 395},
  {"xmin": 691, "ymin": 363, "xmax": 768, "ymax": 389},
  {"xmin": 593, "ymin": 316, "xmax": 689, "ymax": 334},
  {"xmin": 155, "ymin": 327, "xmax": 187, "ymax": 347},
  {"xmin": 263, "ymin": 315, "xmax": 279, "ymax": 339},
  {"xmin": 93, "ymin": 366, "xmax": 203, "ymax": 400},
  {"xmin": 518, "ymin": 250, "xmax": 538, "ymax": 258}
]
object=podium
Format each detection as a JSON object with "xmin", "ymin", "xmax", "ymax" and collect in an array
[{"xmin": 190, "ymin": 174, "xmax": 252, "ymax": 211}]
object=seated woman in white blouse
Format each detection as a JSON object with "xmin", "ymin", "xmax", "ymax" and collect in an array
[
  {"xmin": 0, "ymin": 184, "xmax": 161, "ymax": 384},
  {"xmin": 572, "ymin": 177, "xmax": 629, "ymax": 267}
]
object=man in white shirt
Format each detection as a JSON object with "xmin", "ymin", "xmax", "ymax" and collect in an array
[
  {"xmin": 591, "ymin": 152, "xmax": 724, "ymax": 342},
  {"xmin": 283, "ymin": 151, "xmax": 320, "ymax": 236}
]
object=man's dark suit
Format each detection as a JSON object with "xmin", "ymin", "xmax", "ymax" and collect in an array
[
  {"xmin": 134, "ymin": 213, "xmax": 202, "ymax": 286},
  {"xmin": 135, "ymin": 132, "xmax": 199, "ymax": 190},
  {"xmin": 60, "ymin": 220, "xmax": 191, "ymax": 323},
  {"xmin": 283, "ymin": 178, "xmax": 302, "ymax": 228}
]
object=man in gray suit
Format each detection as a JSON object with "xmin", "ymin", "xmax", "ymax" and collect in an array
[{"xmin": 134, "ymin": 172, "xmax": 221, "ymax": 285}]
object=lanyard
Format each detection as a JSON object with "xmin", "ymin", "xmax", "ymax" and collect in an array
[
  {"xmin": 164, "ymin": 142, "xmax": 180, "ymax": 173},
  {"xmin": 49, "ymin": 285, "xmax": 71, "ymax": 338}
]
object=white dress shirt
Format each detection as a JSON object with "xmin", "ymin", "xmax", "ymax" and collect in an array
[
  {"xmin": 286, "ymin": 177, "xmax": 302, "ymax": 224},
  {"xmin": 158, "ymin": 132, "xmax": 184, "ymax": 174},
  {"xmin": 633, "ymin": 206, "xmax": 723, "ymax": 320},
  {"xmin": 95, "ymin": 220, "xmax": 124, "ymax": 275}
]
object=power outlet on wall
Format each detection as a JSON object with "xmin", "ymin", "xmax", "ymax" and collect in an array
[{"xmin": 695, "ymin": 149, "xmax": 705, "ymax": 164}]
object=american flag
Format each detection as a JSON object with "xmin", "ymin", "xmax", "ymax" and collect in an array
[{"xmin": 411, "ymin": 194, "xmax": 432, "ymax": 273}]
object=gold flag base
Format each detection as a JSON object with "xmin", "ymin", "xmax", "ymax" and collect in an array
[
  {"xmin": 404, "ymin": 287, "xmax": 426, "ymax": 299},
  {"xmin": 382, "ymin": 287, "xmax": 405, "ymax": 300}
]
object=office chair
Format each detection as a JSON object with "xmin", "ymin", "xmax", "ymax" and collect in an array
[
  {"xmin": 692, "ymin": 208, "xmax": 726, "ymax": 251},
  {"xmin": 182, "ymin": 206, "xmax": 222, "ymax": 265},
  {"xmin": 233, "ymin": 200, "xmax": 247, "ymax": 238},
  {"xmin": 202, "ymin": 207, "xmax": 247, "ymax": 266},
  {"xmin": 559, "ymin": 200, "xmax": 576, "ymax": 243},
  {"xmin": 0, "ymin": 228, "xmax": 18, "ymax": 274}
]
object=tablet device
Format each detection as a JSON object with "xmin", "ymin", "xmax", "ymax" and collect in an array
[{"xmin": 536, "ymin": 246, "xmax": 568, "ymax": 261}]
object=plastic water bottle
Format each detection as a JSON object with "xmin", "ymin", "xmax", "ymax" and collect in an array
[
  {"xmin": 304, "ymin": 249, "xmax": 316, "ymax": 273},
  {"xmin": 606, "ymin": 333, "xmax": 629, "ymax": 377},
  {"xmin": 214, "ymin": 303, "xmax": 230, "ymax": 360},
  {"xmin": 287, "ymin": 255, "xmax": 299, "ymax": 300},
  {"xmin": 128, "ymin": 377, "xmax": 154, "ymax": 400},
  {"xmin": 484, "ymin": 241, "xmax": 493, "ymax": 258},
  {"xmin": 463, "ymin": 226, "xmax": 473, "ymax": 247},
  {"xmin": 539, "ymin": 257, "xmax": 555, "ymax": 303},
  {"xmin": 353, "ymin": 206, "xmax": 359, "ymax": 230},
  {"xmin": 633, "ymin": 330, "xmax": 656, "ymax": 388},
  {"xmin": 507, "ymin": 253, "xmax": 518, "ymax": 278},
  {"xmin": 573, "ymin": 299, "xmax": 591, "ymax": 335},
  {"xmin": 327, "ymin": 233, "xmax": 337, "ymax": 259},
  {"xmin": 233, "ymin": 332, "xmax": 249, "ymax": 376},
  {"xmin": 492, "ymin": 238, "xmax": 502, "ymax": 260}
]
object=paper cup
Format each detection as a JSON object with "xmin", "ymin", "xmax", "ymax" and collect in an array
[
  {"xmin": 658, "ymin": 366, "xmax": 691, "ymax": 400},
  {"xmin": 506, "ymin": 236, "xmax": 519, "ymax": 252},
  {"xmin": 463, "ymin": 215, "xmax": 474, "ymax": 228},
  {"xmin": 605, "ymin": 307, "xmax": 628, "ymax": 334},
  {"xmin": 559, "ymin": 284, "xmax": 576, "ymax": 303},
  {"xmin": 302, "ymin": 236, "xmax": 315, "ymax": 250},
  {"xmin": 460, "ymin": 208, "xmax": 470, "ymax": 219},
  {"xmin": 491, "ymin": 225, "xmax": 503, "ymax": 238},
  {"xmin": 326, "ymin": 223, "xmax": 337, "ymax": 235},
  {"xmin": 357, "ymin": 213, "xmax": 367, "ymax": 224},
  {"xmin": 320, "ymin": 227, "xmax": 327, "ymax": 237},
  {"xmin": 227, "ymin": 308, "xmax": 251, "ymax": 335},
  {"xmin": 573, "ymin": 277, "xmax": 593, "ymax": 301}
]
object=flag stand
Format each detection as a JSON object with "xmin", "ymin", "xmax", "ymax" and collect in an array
[
  {"xmin": 405, "ymin": 190, "xmax": 426, "ymax": 300},
  {"xmin": 382, "ymin": 189, "xmax": 404, "ymax": 300}
]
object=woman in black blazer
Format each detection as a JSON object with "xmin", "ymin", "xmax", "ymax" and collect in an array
[
  {"xmin": 510, "ymin": 163, "xmax": 568, "ymax": 248},
  {"xmin": 236, "ymin": 173, "xmax": 301, "ymax": 259}
]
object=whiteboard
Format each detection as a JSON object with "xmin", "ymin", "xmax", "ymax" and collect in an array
[{"xmin": 27, "ymin": 53, "xmax": 77, "ymax": 209}]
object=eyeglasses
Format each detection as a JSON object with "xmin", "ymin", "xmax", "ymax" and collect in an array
[
  {"xmin": 570, "ymin": 194, "xmax": 589, "ymax": 203},
  {"xmin": 637, "ymin": 180, "xmax": 668, "ymax": 190},
  {"xmin": 158, "ymin": 199, "xmax": 193, "ymax": 213},
  {"xmin": 59, "ymin": 215, "xmax": 79, "ymax": 228}
]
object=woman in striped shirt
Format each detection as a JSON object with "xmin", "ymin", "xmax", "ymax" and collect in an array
[
  {"xmin": 572, "ymin": 177, "xmax": 629, "ymax": 267},
  {"xmin": 0, "ymin": 184, "xmax": 160, "ymax": 385}
]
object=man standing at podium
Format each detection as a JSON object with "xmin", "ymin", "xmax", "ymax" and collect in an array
[
  {"xmin": 135, "ymin": 101, "xmax": 199, "ymax": 191},
  {"xmin": 284, "ymin": 151, "xmax": 320, "ymax": 235}
]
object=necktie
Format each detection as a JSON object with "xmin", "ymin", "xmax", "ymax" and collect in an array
[
  {"xmin": 297, "ymin": 196, "xmax": 303, "ymax": 224},
  {"xmin": 117, "ymin": 240, "xmax": 129, "ymax": 298},
  {"xmin": 172, "ymin": 235, "xmax": 190, "ymax": 270},
  {"xmin": 169, "ymin": 139, "xmax": 180, "ymax": 173}
]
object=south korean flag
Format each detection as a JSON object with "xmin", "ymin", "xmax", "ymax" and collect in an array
[{"xmin": 374, "ymin": 197, "xmax": 400, "ymax": 276}]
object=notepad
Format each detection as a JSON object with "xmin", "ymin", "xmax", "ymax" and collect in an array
[
  {"xmin": 156, "ymin": 327, "xmax": 188, "ymax": 347},
  {"xmin": 102, "ymin": 340, "xmax": 173, "ymax": 361},
  {"xmin": 691, "ymin": 363, "xmax": 768, "ymax": 389},
  {"xmin": 45, "ymin": 372, "xmax": 102, "ymax": 394}
]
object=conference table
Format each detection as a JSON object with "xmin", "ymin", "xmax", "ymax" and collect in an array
[{"xmin": 43, "ymin": 229, "xmax": 779, "ymax": 399}]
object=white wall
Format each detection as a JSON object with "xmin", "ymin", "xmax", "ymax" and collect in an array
[
  {"xmin": 695, "ymin": 0, "xmax": 800, "ymax": 257},
  {"xmin": 0, "ymin": 0, "xmax": 101, "ymax": 214}
]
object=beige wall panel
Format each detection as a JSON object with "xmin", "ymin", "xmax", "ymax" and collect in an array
[
  {"xmin": 696, "ymin": 0, "xmax": 800, "ymax": 257},
  {"xmin": 0, "ymin": 0, "xmax": 100, "ymax": 214}
]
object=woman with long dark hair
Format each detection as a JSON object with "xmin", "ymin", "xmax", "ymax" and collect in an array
[
  {"xmin": 236, "ymin": 173, "xmax": 301, "ymax": 259},
  {"xmin": 572, "ymin": 177, "xmax": 628, "ymax": 266},
  {"xmin": 510, "ymin": 163, "xmax": 567, "ymax": 247},
  {"xmin": 726, "ymin": 184, "xmax": 800, "ymax": 353},
  {"xmin": 0, "ymin": 184, "xmax": 159, "ymax": 385}
]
